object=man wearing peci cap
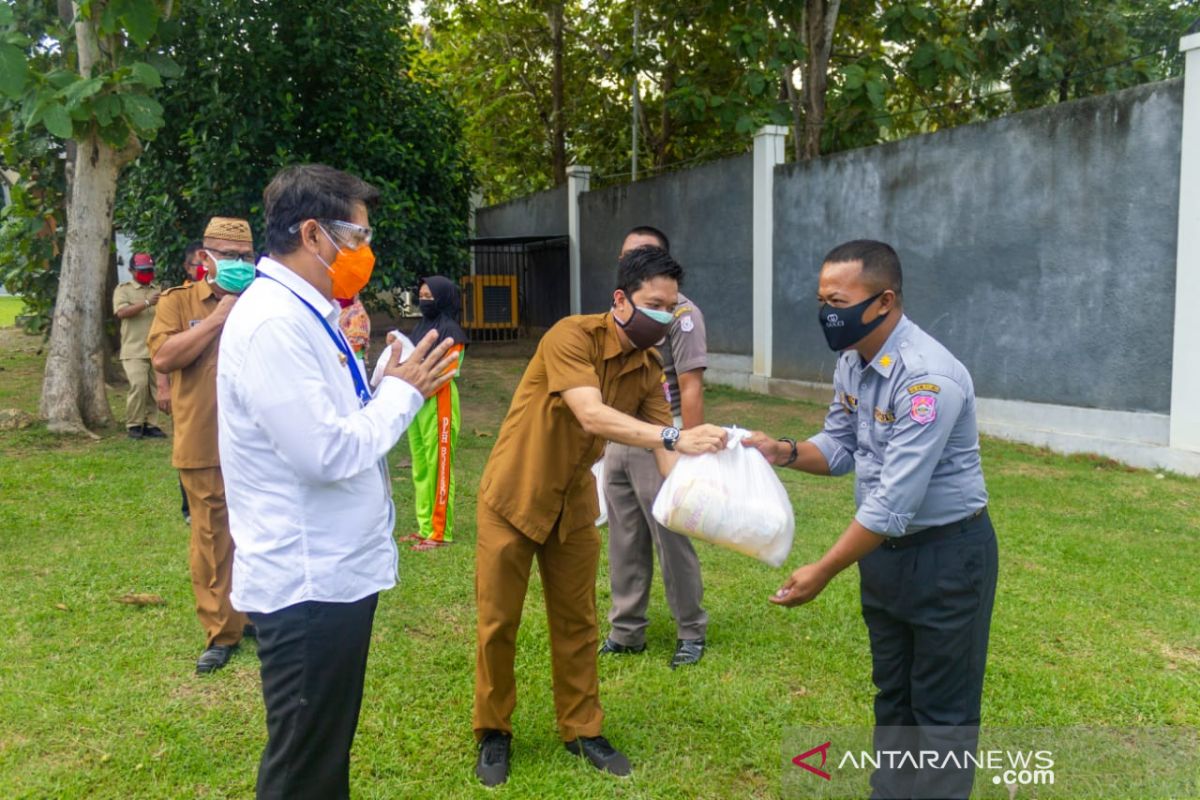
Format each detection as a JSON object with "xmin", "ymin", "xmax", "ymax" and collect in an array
[
  {"xmin": 149, "ymin": 217, "xmax": 259, "ymax": 674},
  {"xmin": 113, "ymin": 252, "xmax": 167, "ymax": 439}
]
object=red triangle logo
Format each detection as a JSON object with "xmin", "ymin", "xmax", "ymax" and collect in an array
[{"xmin": 792, "ymin": 741, "xmax": 833, "ymax": 781}]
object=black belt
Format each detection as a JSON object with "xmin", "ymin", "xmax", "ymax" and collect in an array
[{"xmin": 880, "ymin": 507, "xmax": 988, "ymax": 550}]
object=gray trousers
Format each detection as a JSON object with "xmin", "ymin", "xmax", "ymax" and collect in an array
[{"xmin": 602, "ymin": 442, "xmax": 708, "ymax": 645}]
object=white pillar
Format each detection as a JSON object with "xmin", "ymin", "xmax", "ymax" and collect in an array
[
  {"xmin": 567, "ymin": 165, "xmax": 592, "ymax": 315},
  {"xmin": 468, "ymin": 188, "xmax": 483, "ymax": 276},
  {"xmin": 751, "ymin": 126, "xmax": 788, "ymax": 393},
  {"xmin": 1170, "ymin": 32, "xmax": 1200, "ymax": 453}
]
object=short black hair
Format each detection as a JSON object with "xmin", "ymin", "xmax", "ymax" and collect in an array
[
  {"xmin": 822, "ymin": 239, "xmax": 903, "ymax": 298},
  {"xmin": 263, "ymin": 164, "xmax": 381, "ymax": 256},
  {"xmin": 182, "ymin": 240, "xmax": 203, "ymax": 264},
  {"xmin": 625, "ymin": 225, "xmax": 670, "ymax": 252},
  {"xmin": 616, "ymin": 245, "xmax": 683, "ymax": 298}
]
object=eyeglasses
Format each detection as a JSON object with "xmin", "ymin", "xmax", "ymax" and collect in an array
[
  {"xmin": 204, "ymin": 248, "xmax": 255, "ymax": 263},
  {"xmin": 289, "ymin": 219, "xmax": 373, "ymax": 249}
]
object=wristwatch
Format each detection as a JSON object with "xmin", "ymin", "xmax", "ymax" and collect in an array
[
  {"xmin": 778, "ymin": 437, "xmax": 799, "ymax": 466},
  {"xmin": 661, "ymin": 426, "xmax": 681, "ymax": 452}
]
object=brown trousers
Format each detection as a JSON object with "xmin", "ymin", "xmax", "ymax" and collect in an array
[
  {"xmin": 473, "ymin": 500, "xmax": 604, "ymax": 742},
  {"xmin": 179, "ymin": 467, "xmax": 247, "ymax": 647}
]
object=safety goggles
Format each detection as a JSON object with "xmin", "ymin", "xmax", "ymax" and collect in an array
[{"xmin": 289, "ymin": 219, "xmax": 373, "ymax": 249}]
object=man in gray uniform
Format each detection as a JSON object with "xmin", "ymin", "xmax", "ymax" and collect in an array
[
  {"xmin": 600, "ymin": 225, "xmax": 709, "ymax": 669},
  {"xmin": 745, "ymin": 240, "xmax": 997, "ymax": 800}
]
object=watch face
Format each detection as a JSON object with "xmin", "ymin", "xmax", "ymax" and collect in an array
[{"xmin": 663, "ymin": 427, "xmax": 680, "ymax": 442}]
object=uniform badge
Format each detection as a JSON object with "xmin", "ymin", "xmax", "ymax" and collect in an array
[
  {"xmin": 874, "ymin": 407, "xmax": 895, "ymax": 424},
  {"xmin": 680, "ymin": 315, "xmax": 694, "ymax": 333},
  {"xmin": 907, "ymin": 382, "xmax": 941, "ymax": 395},
  {"xmin": 910, "ymin": 395, "xmax": 937, "ymax": 425},
  {"xmin": 878, "ymin": 354, "xmax": 893, "ymax": 368},
  {"xmin": 841, "ymin": 393, "xmax": 859, "ymax": 413}
]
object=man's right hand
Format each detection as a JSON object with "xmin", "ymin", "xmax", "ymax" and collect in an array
[
  {"xmin": 385, "ymin": 330, "xmax": 458, "ymax": 398},
  {"xmin": 210, "ymin": 293, "xmax": 238, "ymax": 326},
  {"xmin": 741, "ymin": 430, "xmax": 790, "ymax": 465},
  {"xmin": 675, "ymin": 423, "xmax": 727, "ymax": 455}
]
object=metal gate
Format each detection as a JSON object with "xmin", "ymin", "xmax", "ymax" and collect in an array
[{"xmin": 463, "ymin": 236, "xmax": 570, "ymax": 341}]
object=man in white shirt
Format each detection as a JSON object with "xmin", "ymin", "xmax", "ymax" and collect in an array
[{"xmin": 217, "ymin": 164, "xmax": 458, "ymax": 800}]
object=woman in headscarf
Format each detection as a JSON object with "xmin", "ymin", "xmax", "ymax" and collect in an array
[{"xmin": 404, "ymin": 276, "xmax": 468, "ymax": 550}]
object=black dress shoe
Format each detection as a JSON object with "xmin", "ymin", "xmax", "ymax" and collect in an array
[
  {"xmin": 195, "ymin": 644, "xmax": 236, "ymax": 674},
  {"xmin": 565, "ymin": 735, "xmax": 631, "ymax": 776},
  {"xmin": 598, "ymin": 638, "xmax": 646, "ymax": 655},
  {"xmin": 475, "ymin": 730, "xmax": 511, "ymax": 787},
  {"xmin": 141, "ymin": 424, "xmax": 167, "ymax": 439},
  {"xmin": 670, "ymin": 637, "xmax": 706, "ymax": 669},
  {"xmin": 126, "ymin": 426, "xmax": 144, "ymax": 440}
]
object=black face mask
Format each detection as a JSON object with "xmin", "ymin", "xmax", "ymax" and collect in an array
[
  {"xmin": 818, "ymin": 291, "xmax": 887, "ymax": 351},
  {"xmin": 419, "ymin": 299, "xmax": 438, "ymax": 319},
  {"xmin": 615, "ymin": 301, "xmax": 672, "ymax": 350}
]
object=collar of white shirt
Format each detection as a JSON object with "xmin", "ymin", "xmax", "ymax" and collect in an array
[{"xmin": 256, "ymin": 256, "xmax": 338, "ymax": 325}]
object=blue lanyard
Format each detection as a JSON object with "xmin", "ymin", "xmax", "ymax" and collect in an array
[{"xmin": 259, "ymin": 273, "xmax": 371, "ymax": 407}]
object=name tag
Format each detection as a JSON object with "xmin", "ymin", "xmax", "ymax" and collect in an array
[{"xmin": 188, "ymin": 319, "xmax": 202, "ymax": 328}]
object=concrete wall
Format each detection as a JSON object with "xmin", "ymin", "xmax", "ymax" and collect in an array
[
  {"xmin": 772, "ymin": 79, "xmax": 1183, "ymax": 413},
  {"xmin": 578, "ymin": 154, "xmax": 754, "ymax": 355},
  {"xmin": 475, "ymin": 185, "xmax": 568, "ymax": 239}
]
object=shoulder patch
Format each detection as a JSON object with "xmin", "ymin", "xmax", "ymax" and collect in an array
[
  {"xmin": 910, "ymin": 395, "xmax": 937, "ymax": 425},
  {"xmin": 906, "ymin": 382, "xmax": 941, "ymax": 395},
  {"xmin": 679, "ymin": 315, "xmax": 694, "ymax": 333},
  {"xmin": 673, "ymin": 306, "xmax": 691, "ymax": 318},
  {"xmin": 161, "ymin": 285, "xmax": 189, "ymax": 296}
]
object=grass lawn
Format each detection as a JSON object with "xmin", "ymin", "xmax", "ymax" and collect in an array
[
  {"xmin": 0, "ymin": 325, "xmax": 1198, "ymax": 799},
  {"xmin": 0, "ymin": 296, "xmax": 24, "ymax": 328}
]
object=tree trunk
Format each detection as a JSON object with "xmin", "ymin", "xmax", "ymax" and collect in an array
[
  {"xmin": 800, "ymin": 0, "xmax": 841, "ymax": 160},
  {"xmin": 40, "ymin": 4, "xmax": 140, "ymax": 434},
  {"xmin": 549, "ymin": 2, "xmax": 566, "ymax": 185},
  {"xmin": 41, "ymin": 133, "xmax": 128, "ymax": 433}
]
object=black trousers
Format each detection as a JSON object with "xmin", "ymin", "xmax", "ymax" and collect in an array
[
  {"xmin": 858, "ymin": 510, "xmax": 998, "ymax": 800},
  {"xmin": 248, "ymin": 593, "xmax": 379, "ymax": 800},
  {"xmin": 179, "ymin": 475, "xmax": 189, "ymax": 517}
]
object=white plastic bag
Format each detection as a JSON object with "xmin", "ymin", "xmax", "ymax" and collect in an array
[
  {"xmin": 592, "ymin": 459, "xmax": 608, "ymax": 527},
  {"xmin": 652, "ymin": 427, "xmax": 795, "ymax": 567},
  {"xmin": 370, "ymin": 330, "xmax": 416, "ymax": 388}
]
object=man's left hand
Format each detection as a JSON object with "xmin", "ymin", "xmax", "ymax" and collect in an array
[
  {"xmin": 156, "ymin": 377, "xmax": 172, "ymax": 414},
  {"xmin": 769, "ymin": 563, "xmax": 830, "ymax": 607}
]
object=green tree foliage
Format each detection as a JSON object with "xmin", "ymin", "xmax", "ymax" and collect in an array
[
  {"xmin": 117, "ymin": 0, "xmax": 472, "ymax": 294},
  {"xmin": 422, "ymin": 0, "xmax": 1194, "ymax": 203},
  {"xmin": 1, "ymin": 0, "xmax": 175, "ymax": 432}
]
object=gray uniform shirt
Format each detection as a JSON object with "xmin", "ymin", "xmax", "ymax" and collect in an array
[
  {"xmin": 658, "ymin": 293, "xmax": 707, "ymax": 420},
  {"xmin": 808, "ymin": 315, "xmax": 988, "ymax": 537}
]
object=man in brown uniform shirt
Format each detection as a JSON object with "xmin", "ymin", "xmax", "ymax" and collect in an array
[
  {"xmin": 148, "ymin": 217, "xmax": 256, "ymax": 674},
  {"xmin": 473, "ymin": 246, "xmax": 727, "ymax": 787}
]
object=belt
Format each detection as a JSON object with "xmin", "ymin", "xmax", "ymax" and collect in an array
[{"xmin": 880, "ymin": 507, "xmax": 987, "ymax": 550}]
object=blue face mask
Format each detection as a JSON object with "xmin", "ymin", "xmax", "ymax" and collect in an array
[{"xmin": 212, "ymin": 259, "xmax": 256, "ymax": 294}]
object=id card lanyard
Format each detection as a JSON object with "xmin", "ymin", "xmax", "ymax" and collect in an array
[{"xmin": 259, "ymin": 274, "xmax": 371, "ymax": 407}]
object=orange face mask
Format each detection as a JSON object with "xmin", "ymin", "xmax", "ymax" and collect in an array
[{"xmin": 318, "ymin": 225, "xmax": 376, "ymax": 300}]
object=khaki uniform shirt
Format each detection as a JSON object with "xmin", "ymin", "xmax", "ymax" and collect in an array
[
  {"xmin": 658, "ymin": 292, "xmax": 708, "ymax": 420},
  {"xmin": 479, "ymin": 313, "xmax": 672, "ymax": 543},
  {"xmin": 112, "ymin": 281, "xmax": 160, "ymax": 360},
  {"xmin": 147, "ymin": 281, "xmax": 221, "ymax": 469}
]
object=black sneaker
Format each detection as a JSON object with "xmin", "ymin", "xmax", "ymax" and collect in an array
[
  {"xmin": 565, "ymin": 735, "xmax": 631, "ymax": 776},
  {"xmin": 475, "ymin": 730, "xmax": 511, "ymax": 787},
  {"xmin": 670, "ymin": 637, "xmax": 706, "ymax": 669},
  {"xmin": 127, "ymin": 426, "xmax": 144, "ymax": 440},
  {"xmin": 195, "ymin": 644, "xmax": 236, "ymax": 674},
  {"xmin": 141, "ymin": 424, "xmax": 167, "ymax": 439},
  {"xmin": 598, "ymin": 638, "xmax": 646, "ymax": 656}
]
